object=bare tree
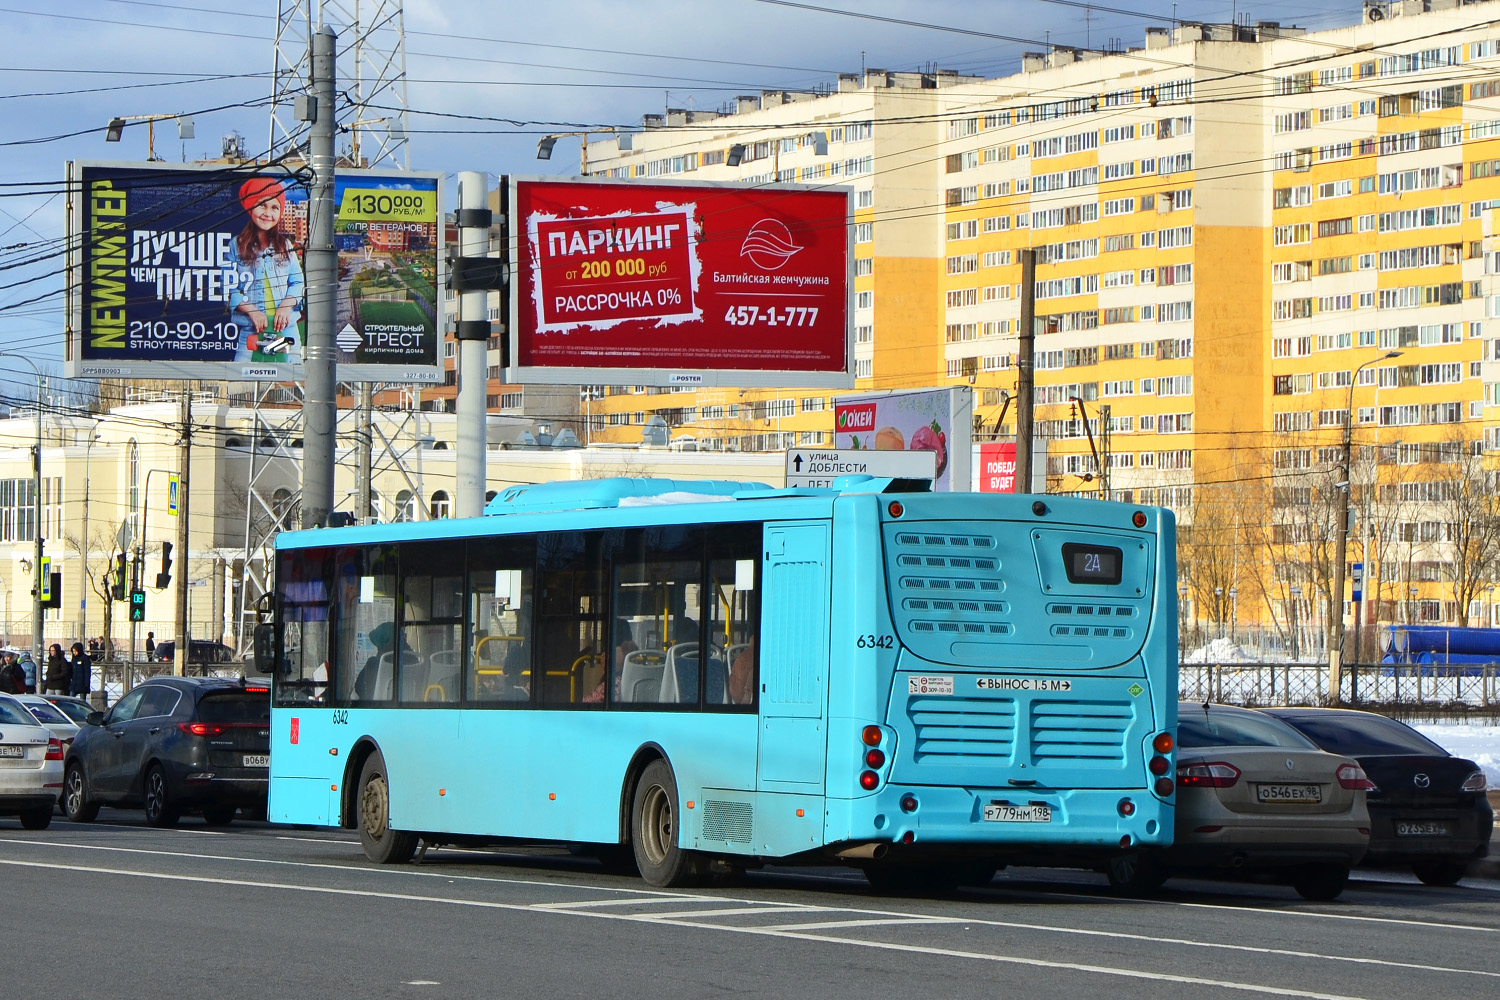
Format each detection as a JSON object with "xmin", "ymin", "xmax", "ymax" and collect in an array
[{"xmin": 1429, "ymin": 430, "xmax": 1500, "ymax": 626}]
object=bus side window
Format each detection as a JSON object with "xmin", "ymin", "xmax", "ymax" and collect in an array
[
  {"xmin": 468, "ymin": 537, "xmax": 536, "ymax": 705},
  {"xmin": 339, "ymin": 545, "xmax": 397, "ymax": 704},
  {"xmin": 537, "ymin": 531, "xmax": 607, "ymax": 707},
  {"xmin": 399, "ymin": 545, "xmax": 464, "ymax": 703},
  {"xmin": 708, "ymin": 523, "xmax": 760, "ymax": 709}
]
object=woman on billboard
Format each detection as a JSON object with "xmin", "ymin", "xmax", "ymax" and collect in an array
[{"xmin": 229, "ymin": 177, "xmax": 304, "ymax": 363}]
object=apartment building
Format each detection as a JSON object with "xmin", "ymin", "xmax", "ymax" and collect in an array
[{"xmin": 496, "ymin": 2, "xmax": 1500, "ymax": 635}]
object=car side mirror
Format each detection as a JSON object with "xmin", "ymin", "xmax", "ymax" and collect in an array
[{"xmin": 85, "ymin": 711, "xmax": 104, "ymax": 727}]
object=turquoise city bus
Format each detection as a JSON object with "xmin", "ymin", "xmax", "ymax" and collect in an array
[{"xmin": 263, "ymin": 476, "xmax": 1178, "ymax": 889}]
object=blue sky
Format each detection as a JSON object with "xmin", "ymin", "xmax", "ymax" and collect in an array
[{"xmin": 0, "ymin": 0, "xmax": 1367, "ymax": 371}]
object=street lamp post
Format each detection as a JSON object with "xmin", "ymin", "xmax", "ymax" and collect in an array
[
  {"xmin": 76, "ymin": 426, "xmax": 102, "ymax": 649},
  {"xmin": 537, "ymin": 129, "xmax": 620, "ymax": 176},
  {"xmin": 0, "ymin": 352, "xmax": 44, "ymax": 666},
  {"xmin": 1214, "ymin": 586, "xmax": 1224, "ymax": 640},
  {"xmin": 1330, "ymin": 350, "xmax": 1403, "ymax": 703},
  {"xmin": 1229, "ymin": 587, "xmax": 1238, "ymax": 644},
  {"xmin": 104, "ymin": 113, "xmax": 193, "ymax": 161}
]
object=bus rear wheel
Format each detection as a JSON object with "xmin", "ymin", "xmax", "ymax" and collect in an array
[
  {"xmin": 358, "ymin": 752, "xmax": 418, "ymax": 864},
  {"xmin": 631, "ymin": 760, "xmax": 702, "ymax": 887}
]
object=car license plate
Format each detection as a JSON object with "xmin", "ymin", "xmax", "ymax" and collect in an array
[
  {"xmin": 1256, "ymin": 783, "xmax": 1321, "ymax": 803},
  {"xmin": 242, "ymin": 755, "xmax": 270, "ymax": 768},
  {"xmin": 983, "ymin": 803, "xmax": 1051, "ymax": 823},
  {"xmin": 0, "ymin": 745, "xmax": 22, "ymax": 758},
  {"xmin": 1396, "ymin": 820, "xmax": 1451, "ymax": 837}
]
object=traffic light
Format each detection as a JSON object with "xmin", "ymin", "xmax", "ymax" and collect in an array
[
  {"xmin": 112, "ymin": 553, "xmax": 127, "ymax": 601},
  {"xmin": 156, "ymin": 541, "xmax": 173, "ymax": 589},
  {"xmin": 43, "ymin": 572, "xmax": 61, "ymax": 610}
]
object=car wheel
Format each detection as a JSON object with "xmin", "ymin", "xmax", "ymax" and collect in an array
[
  {"xmin": 1412, "ymin": 858, "xmax": 1469, "ymax": 886},
  {"xmin": 357, "ymin": 752, "xmax": 418, "ymax": 864},
  {"xmin": 202, "ymin": 805, "xmax": 236, "ymax": 827},
  {"xmin": 631, "ymin": 759, "xmax": 703, "ymax": 887},
  {"xmin": 19, "ymin": 806, "xmax": 52, "ymax": 830},
  {"xmin": 1292, "ymin": 864, "xmax": 1348, "ymax": 901},
  {"xmin": 64, "ymin": 764, "xmax": 100, "ymax": 823},
  {"xmin": 1106, "ymin": 851, "xmax": 1167, "ymax": 896},
  {"xmin": 143, "ymin": 765, "xmax": 180, "ymax": 828}
]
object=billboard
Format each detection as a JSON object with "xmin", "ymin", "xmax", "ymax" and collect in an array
[
  {"xmin": 832, "ymin": 387, "xmax": 973, "ymax": 492},
  {"xmin": 978, "ymin": 442, "xmax": 1018, "ymax": 493},
  {"xmin": 66, "ymin": 161, "xmax": 442, "ymax": 382},
  {"xmin": 509, "ymin": 177, "xmax": 852, "ymax": 388}
]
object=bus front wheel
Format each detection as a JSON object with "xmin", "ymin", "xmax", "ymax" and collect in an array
[
  {"xmin": 631, "ymin": 760, "xmax": 702, "ymax": 887},
  {"xmin": 358, "ymin": 752, "xmax": 418, "ymax": 864}
]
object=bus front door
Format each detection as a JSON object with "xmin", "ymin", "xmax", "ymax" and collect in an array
[{"xmin": 757, "ymin": 522, "xmax": 830, "ymax": 792}]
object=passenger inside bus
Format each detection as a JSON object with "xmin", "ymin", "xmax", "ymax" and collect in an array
[{"xmin": 585, "ymin": 619, "xmax": 638, "ymax": 704}]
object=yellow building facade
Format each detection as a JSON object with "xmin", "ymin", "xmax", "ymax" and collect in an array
[{"xmin": 569, "ymin": 6, "xmax": 1500, "ymax": 643}]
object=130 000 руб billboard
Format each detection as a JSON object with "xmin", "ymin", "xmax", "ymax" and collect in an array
[{"xmin": 509, "ymin": 177, "xmax": 852, "ymax": 388}]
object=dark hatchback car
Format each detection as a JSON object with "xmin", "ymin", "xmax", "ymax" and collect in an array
[
  {"xmin": 63, "ymin": 677, "xmax": 270, "ymax": 827},
  {"xmin": 1265, "ymin": 708, "xmax": 1493, "ymax": 885},
  {"xmin": 152, "ymin": 641, "xmax": 237, "ymax": 666}
]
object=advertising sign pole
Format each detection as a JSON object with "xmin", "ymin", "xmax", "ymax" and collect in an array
[
  {"xmin": 454, "ymin": 171, "xmax": 491, "ymax": 518},
  {"xmin": 1015, "ymin": 248, "xmax": 1037, "ymax": 495},
  {"xmin": 302, "ymin": 25, "xmax": 338, "ymax": 530},
  {"xmin": 173, "ymin": 392, "xmax": 191, "ymax": 678}
]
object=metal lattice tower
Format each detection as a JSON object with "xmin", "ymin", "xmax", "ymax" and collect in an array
[{"xmin": 271, "ymin": 0, "xmax": 411, "ymax": 169}]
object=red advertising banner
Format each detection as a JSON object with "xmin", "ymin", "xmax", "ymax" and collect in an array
[
  {"xmin": 979, "ymin": 442, "xmax": 1018, "ymax": 493},
  {"xmin": 511, "ymin": 178, "xmax": 851, "ymax": 387}
]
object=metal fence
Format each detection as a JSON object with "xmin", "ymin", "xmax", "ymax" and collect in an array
[{"xmin": 1179, "ymin": 661, "xmax": 1500, "ymax": 712}]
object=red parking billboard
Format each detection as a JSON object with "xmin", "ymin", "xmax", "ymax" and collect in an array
[{"xmin": 509, "ymin": 178, "xmax": 852, "ymax": 388}]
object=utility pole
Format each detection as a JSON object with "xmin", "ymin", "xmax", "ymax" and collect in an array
[
  {"xmin": 302, "ymin": 25, "xmax": 338, "ymax": 530},
  {"xmin": 1099, "ymin": 403, "xmax": 1112, "ymax": 498},
  {"xmin": 1015, "ymin": 248, "xmax": 1037, "ymax": 494},
  {"xmin": 454, "ymin": 171, "xmax": 492, "ymax": 518},
  {"xmin": 173, "ymin": 391, "xmax": 191, "ymax": 677},
  {"xmin": 356, "ymin": 383, "xmax": 373, "ymax": 521}
]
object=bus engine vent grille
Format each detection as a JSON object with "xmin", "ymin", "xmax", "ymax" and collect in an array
[
  {"xmin": 909, "ymin": 696, "xmax": 1016, "ymax": 762},
  {"xmin": 1029, "ymin": 700, "xmax": 1133, "ymax": 763},
  {"xmin": 702, "ymin": 799, "xmax": 754, "ymax": 844}
]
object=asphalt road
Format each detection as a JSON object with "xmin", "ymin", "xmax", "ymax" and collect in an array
[{"xmin": 3, "ymin": 810, "xmax": 1498, "ymax": 1000}]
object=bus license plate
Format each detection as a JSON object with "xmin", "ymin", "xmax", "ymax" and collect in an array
[
  {"xmin": 984, "ymin": 803, "xmax": 1051, "ymax": 823},
  {"xmin": 1396, "ymin": 820, "xmax": 1451, "ymax": 837},
  {"xmin": 1256, "ymin": 783, "xmax": 1321, "ymax": 803},
  {"xmin": 0, "ymin": 745, "xmax": 22, "ymax": 757},
  {"xmin": 243, "ymin": 755, "xmax": 270, "ymax": 768}
]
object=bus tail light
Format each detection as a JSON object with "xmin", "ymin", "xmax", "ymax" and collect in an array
[
  {"xmin": 861, "ymin": 726, "xmax": 883, "ymax": 747},
  {"xmin": 1148, "ymin": 756, "xmax": 1170, "ymax": 776},
  {"xmin": 1117, "ymin": 798, "xmax": 1135, "ymax": 817},
  {"xmin": 864, "ymin": 748, "xmax": 886, "ymax": 768},
  {"xmin": 900, "ymin": 794, "xmax": 918, "ymax": 813},
  {"xmin": 1337, "ymin": 763, "xmax": 1378, "ymax": 791},
  {"xmin": 1152, "ymin": 732, "xmax": 1174, "ymax": 754},
  {"xmin": 1176, "ymin": 762, "xmax": 1240, "ymax": 788},
  {"xmin": 1154, "ymin": 777, "xmax": 1174, "ymax": 797},
  {"xmin": 859, "ymin": 770, "xmax": 879, "ymax": 791}
]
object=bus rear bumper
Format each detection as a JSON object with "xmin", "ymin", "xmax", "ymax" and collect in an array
[{"xmin": 830, "ymin": 783, "xmax": 1172, "ymax": 853}]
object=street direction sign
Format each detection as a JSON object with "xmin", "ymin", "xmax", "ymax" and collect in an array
[{"xmin": 785, "ymin": 448, "xmax": 937, "ymax": 488}]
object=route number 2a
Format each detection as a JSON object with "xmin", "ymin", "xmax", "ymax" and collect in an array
[{"xmin": 856, "ymin": 634, "xmax": 895, "ymax": 649}]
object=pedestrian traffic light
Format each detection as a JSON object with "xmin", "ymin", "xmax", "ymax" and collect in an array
[
  {"xmin": 112, "ymin": 553, "xmax": 127, "ymax": 601},
  {"xmin": 43, "ymin": 572, "xmax": 61, "ymax": 610},
  {"xmin": 129, "ymin": 589, "xmax": 146, "ymax": 622},
  {"xmin": 156, "ymin": 541, "xmax": 173, "ymax": 589}
]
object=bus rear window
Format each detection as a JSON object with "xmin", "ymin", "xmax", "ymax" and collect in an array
[{"xmin": 198, "ymin": 692, "xmax": 270, "ymax": 724}]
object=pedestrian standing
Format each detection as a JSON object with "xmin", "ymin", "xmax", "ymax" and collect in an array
[
  {"xmin": 145, "ymin": 631, "xmax": 156, "ymax": 658},
  {"xmin": 43, "ymin": 643, "xmax": 70, "ymax": 695},
  {"xmin": 69, "ymin": 642, "xmax": 93, "ymax": 697},
  {"xmin": 0, "ymin": 652, "xmax": 19, "ymax": 694},
  {"xmin": 17, "ymin": 650, "xmax": 36, "ymax": 693}
]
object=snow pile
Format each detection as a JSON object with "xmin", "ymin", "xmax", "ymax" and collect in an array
[
  {"xmin": 1183, "ymin": 637, "xmax": 1260, "ymax": 664},
  {"xmin": 1415, "ymin": 723, "xmax": 1500, "ymax": 789}
]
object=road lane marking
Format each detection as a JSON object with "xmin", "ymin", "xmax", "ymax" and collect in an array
[
  {"xmin": 760, "ymin": 917, "xmax": 956, "ymax": 931},
  {"xmin": 4, "ymin": 836, "xmax": 1497, "ymax": 979},
  {"xmin": 0, "ymin": 857, "xmax": 1380, "ymax": 1000},
  {"xmin": 638, "ymin": 905, "xmax": 814, "ymax": 920},
  {"xmin": 535, "ymin": 897, "xmax": 726, "ymax": 909}
]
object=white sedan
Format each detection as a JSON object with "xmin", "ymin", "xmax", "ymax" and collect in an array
[
  {"xmin": 0, "ymin": 694, "xmax": 63, "ymax": 830},
  {"xmin": 12, "ymin": 694, "xmax": 81, "ymax": 745}
]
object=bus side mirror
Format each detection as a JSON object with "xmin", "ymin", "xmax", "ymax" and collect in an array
[{"xmin": 253, "ymin": 623, "xmax": 276, "ymax": 675}]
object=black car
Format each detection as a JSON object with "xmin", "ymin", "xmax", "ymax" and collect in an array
[
  {"xmin": 152, "ymin": 640, "xmax": 237, "ymax": 665},
  {"xmin": 1265, "ymin": 708, "xmax": 1494, "ymax": 885},
  {"xmin": 62, "ymin": 676, "xmax": 270, "ymax": 827}
]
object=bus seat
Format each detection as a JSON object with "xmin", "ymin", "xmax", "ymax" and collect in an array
[
  {"xmin": 619, "ymin": 650, "xmax": 665, "ymax": 703},
  {"xmin": 366, "ymin": 651, "xmax": 395, "ymax": 701},
  {"xmin": 704, "ymin": 655, "xmax": 729, "ymax": 705},
  {"xmin": 662, "ymin": 644, "xmax": 700, "ymax": 704}
]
